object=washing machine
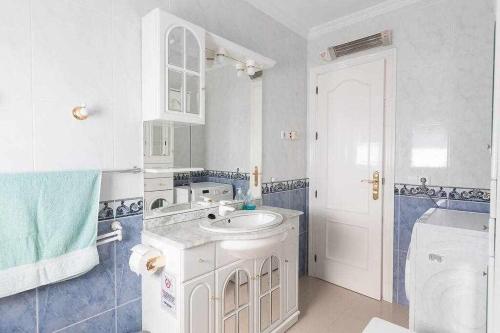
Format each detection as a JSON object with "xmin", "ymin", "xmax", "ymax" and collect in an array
[
  {"xmin": 406, "ymin": 208, "xmax": 489, "ymax": 333},
  {"xmin": 175, "ymin": 182, "xmax": 233, "ymax": 203}
]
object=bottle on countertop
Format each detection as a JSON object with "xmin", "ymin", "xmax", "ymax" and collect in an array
[{"xmin": 243, "ymin": 189, "xmax": 256, "ymax": 210}]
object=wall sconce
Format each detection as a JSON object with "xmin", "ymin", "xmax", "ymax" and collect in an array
[
  {"xmin": 235, "ymin": 63, "xmax": 246, "ymax": 77},
  {"xmin": 72, "ymin": 104, "xmax": 89, "ymax": 120},
  {"xmin": 246, "ymin": 59, "xmax": 257, "ymax": 76}
]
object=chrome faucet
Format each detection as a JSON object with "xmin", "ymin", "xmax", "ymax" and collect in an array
[{"xmin": 218, "ymin": 202, "xmax": 236, "ymax": 217}]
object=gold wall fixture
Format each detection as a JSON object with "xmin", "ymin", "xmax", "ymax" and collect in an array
[
  {"xmin": 361, "ymin": 171, "xmax": 380, "ymax": 200},
  {"xmin": 252, "ymin": 166, "xmax": 262, "ymax": 187},
  {"xmin": 72, "ymin": 104, "xmax": 89, "ymax": 120}
]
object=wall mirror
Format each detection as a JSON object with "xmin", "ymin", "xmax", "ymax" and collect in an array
[{"xmin": 143, "ymin": 30, "xmax": 275, "ymax": 218}]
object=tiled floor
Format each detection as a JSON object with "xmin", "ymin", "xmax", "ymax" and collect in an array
[{"xmin": 288, "ymin": 277, "xmax": 409, "ymax": 333}]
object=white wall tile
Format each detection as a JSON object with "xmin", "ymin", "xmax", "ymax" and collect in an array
[
  {"xmin": 0, "ymin": 0, "xmax": 33, "ymax": 172},
  {"xmin": 31, "ymin": 0, "xmax": 113, "ymax": 103},
  {"xmin": 33, "ymin": 100, "xmax": 114, "ymax": 170}
]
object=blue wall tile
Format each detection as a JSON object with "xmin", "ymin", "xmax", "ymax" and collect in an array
[
  {"xmin": 116, "ymin": 215, "xmax": 142, "ymax": 306},
  {"xmin": 58, "ymin": 309, "xmax": 116, "ymax": 333},
  {"xmin": 262, "ymin": 193, "xmax": 272, "ymax": 206},
  {"xmin": 395, "ymin": 250, "xmax": 409, "ymax": 306},
  {"xmin": 393, "ymin": 195, "xmax": 400, "ymax": 252},
  {"xmin": 398, "ymin": 196, "xmax": 436, "ymax": 253},
  {"xmin": 447, "ymin": 200, "xmax": 490, "ymax": 213},
  {"xmin": 38, "ymin": 241, "xmax": 115, "ymax": 333},
  {"xmin": 392, "ymin": 249, "xmax": 399, "ymax": 304},
  {"xmin": 0, "ymin": 289, "xmax": 36, "ymax": 333},
  {"xmin": 269, "ymin": 191, "xmax": 290, "ymax": 209},
  {"xmin": 290, "ymin": 189, "xmax": 307, "ymax": 233},
  {"xmin": 117, "ymin": 299, "xmax": 142, "ymax": 333}
]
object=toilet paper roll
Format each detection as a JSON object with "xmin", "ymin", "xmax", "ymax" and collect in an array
[{"xmin": 129, "ymin": 244, "xmax": 164, "ymax": 276}]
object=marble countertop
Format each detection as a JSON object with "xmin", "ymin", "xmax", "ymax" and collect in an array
[{"xmin": 142, "ymin": 206, "xmax": 303, "ymax": 249}]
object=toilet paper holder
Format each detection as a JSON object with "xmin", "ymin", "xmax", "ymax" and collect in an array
[{"xmin": 146, "ymin": 256, "xmax": 166, "ymax": 271}]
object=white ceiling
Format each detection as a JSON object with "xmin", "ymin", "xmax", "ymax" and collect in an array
[{"xmin": 243, "ymin": 0, "xmax": 395, "ymax": 38}]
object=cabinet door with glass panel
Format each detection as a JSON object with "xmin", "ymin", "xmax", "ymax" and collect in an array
[
  {"xmin": 142, "ymin": 9, "xmax": 205, "ymax": 124},
  {"xmin": 256, "ymin": 255, "xmax": 281, "ymax": 333},
  {"xmin": 216, "ymin": 260, "xmax": 254, "ymax": 333}
]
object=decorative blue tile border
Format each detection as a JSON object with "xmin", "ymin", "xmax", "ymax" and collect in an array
[
  {"xmin": 394, "ymin": 178, "xmax": 490, "ymax": 202},
  {"xmin": 173, "ymin": 169, "xmax": 250, "ymax": 181},
  {"xmin": 99, "ymin": 197, "xmax": 143, "ymax": 221},
  {"xmin": 261, "ymin": 178, "xmax": 309, "ymax": 194}
]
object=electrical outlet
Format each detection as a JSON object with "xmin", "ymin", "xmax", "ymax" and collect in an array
[{"xmin": 281, "ymin": 130, "xmax": 298, "ymax": 140}]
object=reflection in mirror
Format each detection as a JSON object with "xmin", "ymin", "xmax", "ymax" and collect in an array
[
  {"xmin": 185, "ymin": 29, "xmax": 200, "ymax": 72},
  {"xmin": 260, "ymin": 258, "xmax": 270, "ymax": 295},
  {"xmin": 260, "ymin": 294, "xmax": 271, "ymax": 331},
  {"xmin": 167, "ymin": 27, "xmax": 184, "ymax": 67},
  {"xmin": 145, "ymin": 43, "xmax": 257, "ymax": 218},
  {"xmin": 151, "ymin": 198, "xmax": 167, "ymax": 210},
  {"xmin": 224, "ymin": 272, "xmax": 237, "ymax": 315},
  {"xmin": 168, "ymin": 69, "xmax": 183, "ymax": 112},
  {"xmin": 151, "ymin": 124, "xmax": 165, "ymax": 156},
  {"xmin": 186, "ymin": 74, "xmax": 200, "ymax": 115}
]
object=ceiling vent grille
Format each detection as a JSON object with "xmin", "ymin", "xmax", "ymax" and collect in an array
[{"xmin": 327, "ymin": 30, "xmax": 392, "ymax": 59}]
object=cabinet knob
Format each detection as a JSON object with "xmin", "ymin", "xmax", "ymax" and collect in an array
[
  {"xmin": 198, "ymin": 258, "xmax": 205, "ymax": 263},
  {"xmin": 285, "ymin": 259, "xmax": 289, "ymax": 263}
]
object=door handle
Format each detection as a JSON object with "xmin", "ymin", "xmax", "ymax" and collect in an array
[
  {"xmin": 361, "ymin": 171, "xmax": 380, "ymax": 200},
  {"xmin": 252, "ymin": 166, "xmax": 262, "ymax": 187}
]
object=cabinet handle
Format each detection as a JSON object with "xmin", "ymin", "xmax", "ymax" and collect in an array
[
  {"xmin": 285, "ymin": 259, "xmax": 289, "ymax": 263},
  {"xmin": 210, "ymin": 296, "xmax": 220, "ymax": 301},
  {"xmin": 198, "ymin": 258, "xmax": 205, "ymax": 263}
]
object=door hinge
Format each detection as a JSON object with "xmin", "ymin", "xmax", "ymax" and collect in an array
[
  {"xmin": 315, "ymin": 132, "xmax": 318, "ymax": 140},
  {"xmin": 314, "ymin": 190, "xmax": 318, "ymax": 198},
  {"xmin": 314, "ymin": 254, "xmax": 317, "ymax": 262},
  {"xmin": 315, "ymin": 86, "xmax": 318, "ymax": 94}
]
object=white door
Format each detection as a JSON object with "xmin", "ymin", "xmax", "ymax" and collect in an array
[{"xmin": 312, "ymin": 59, "xmax": 385, "ymax": 300}]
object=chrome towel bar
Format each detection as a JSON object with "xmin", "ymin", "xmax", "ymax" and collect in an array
[{"xmin": 96, "ymin": 221, "xmax": 123, "ymax": 246}]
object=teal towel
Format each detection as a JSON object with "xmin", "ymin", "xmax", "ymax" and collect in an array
[{"xmin": 0, "ymin": 170, "xmax": 101, "ymax": 297}]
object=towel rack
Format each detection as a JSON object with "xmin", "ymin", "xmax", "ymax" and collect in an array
[
  {"xmin": 97, "ymin": 221, "xmax": 123, "ymax": 246},
  {"xmin": 101, "ymin": 167, "xmax": 205, "ymax": 174},
  {"xmin": 102, "ymin": 167, "xmax": 142, "ymax": 174}
]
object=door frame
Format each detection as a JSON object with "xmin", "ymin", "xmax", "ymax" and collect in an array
[{"xmin": 307, "ymin": 47, "xmax": 397, "ymax": 302}]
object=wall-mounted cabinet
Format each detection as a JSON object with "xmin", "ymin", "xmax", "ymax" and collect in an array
[{"xmin": 142, "ymin": 9, "xmax": 205, "ymax": 124}]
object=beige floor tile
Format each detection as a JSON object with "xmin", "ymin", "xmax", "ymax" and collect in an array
[{"xmin": 288, "ymin": 276, "xmax": 409, "ymax": 333}]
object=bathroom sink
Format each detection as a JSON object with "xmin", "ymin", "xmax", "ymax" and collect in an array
[
  {"xmin": 199, "ymin": 210, "xmax": 286, "ymax": 259},
  {"xmin": 199, "ymin": 210, "xmax": 283, "ymax": 233}
]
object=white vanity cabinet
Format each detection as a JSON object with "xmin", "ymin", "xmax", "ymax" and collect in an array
[
  {"xmin": 142, "ymin": 9, "xmax": 206, "ymax": 124},
  {"xmin": 141, "ymin": 216, "xmax": 300, "ymax": 333}
]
